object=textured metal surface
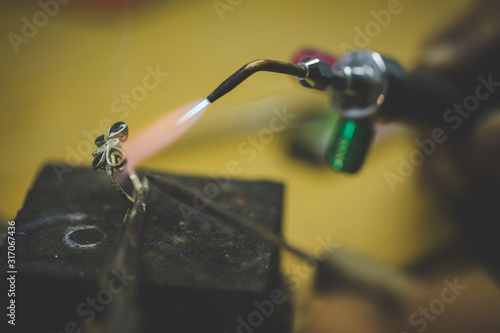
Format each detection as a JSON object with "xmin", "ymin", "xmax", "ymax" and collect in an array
[
  {"xmin": 0, "ymin": 163, "xmax": 290, "ymax": 332},
  {"xmin": 142, "ymin": 173, "xmax": 282, "ymax": 291}
]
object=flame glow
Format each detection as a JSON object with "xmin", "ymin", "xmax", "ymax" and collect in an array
[{"xmin": 123, "ymin": 98, "xmax": 209, "ymax": 168}]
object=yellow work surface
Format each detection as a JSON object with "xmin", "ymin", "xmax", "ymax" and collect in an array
[{"xmin": 0, "ymin": 0, "xmax": 471, "ymax": 269}]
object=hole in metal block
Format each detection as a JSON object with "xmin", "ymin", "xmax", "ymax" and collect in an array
[{"xmin": 64, "ymin": 226, "xmax": 106, "ymax": 249}]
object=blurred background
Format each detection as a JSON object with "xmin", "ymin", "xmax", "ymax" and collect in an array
[{"xmin": 2, "ymin": 0, "xmax": 500, "ymax": 332}]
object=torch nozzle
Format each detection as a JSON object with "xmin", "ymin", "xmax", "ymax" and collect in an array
[{"xmin": 206, "ymin": 59, "xmax": 309, "ymax": 103}]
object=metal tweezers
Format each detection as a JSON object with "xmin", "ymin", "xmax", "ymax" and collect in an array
[{"xmin": 88, "ymin": 177, "xmax": 149, "ymax": 333}]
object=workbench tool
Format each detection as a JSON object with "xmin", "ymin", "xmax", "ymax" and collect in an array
[
  {"xmin": 204, "ymin": 48, "xmax": 499, "ymax": 173},
  {"xmin": 0, "ymin": 164, "xmax": 291, "ymax": 332},
  {"xmin": 147, "ymin": 174, "xmax": 416, "ymax": 309}
]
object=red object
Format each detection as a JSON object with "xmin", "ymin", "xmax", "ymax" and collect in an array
[{"xmin": 292, "ymin": 48, "xmax": 337, "ymax": 67}]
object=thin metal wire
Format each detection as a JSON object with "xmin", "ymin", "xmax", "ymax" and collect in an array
[{"xmin": 146, "ymin": 174, "xmax": 310, "ymax": 261}]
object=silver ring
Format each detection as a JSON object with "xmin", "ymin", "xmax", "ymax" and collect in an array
[{"xmin": 91, "ymin": 122, "xmax": 134, "ymax": 203}]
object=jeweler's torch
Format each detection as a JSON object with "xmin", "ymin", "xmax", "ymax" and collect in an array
[{"xmin": 205, "ymin": 49, "xmax": 480, "ymax": 173}]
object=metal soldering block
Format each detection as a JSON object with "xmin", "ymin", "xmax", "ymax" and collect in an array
[{"xmin": 1, "ymin": 163, "xmax": 291, "ymax": 332}]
